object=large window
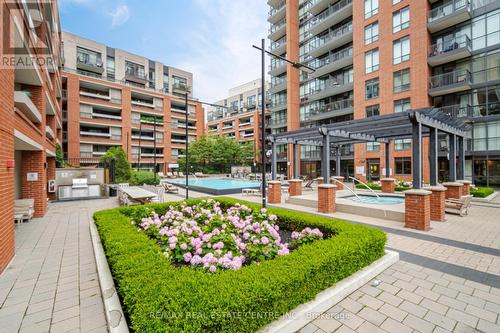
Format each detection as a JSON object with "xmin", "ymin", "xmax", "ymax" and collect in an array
[
  {"xmin": 471, "ymin": 9, "xmax": 500, "ymax": 51},
  {"xmin": 393, "ymin": 7, "xmax": 410, "ymax": 33},
  {"xmin": 77, "ymin": 47, "xmax": 102, "ymax": 67},
  {"xmin": 125, "ymin": 61, "xmax": 145, "ymax": 79},
  {"xmin": 393, "ymin": 68, "xmax": 411, "ymax": 92},
  {"xmin": 106, "ymin": 56, "xmax": 115, "ymax": 79},
  {"xmin": 394, "ymin": 139, "xmax": 411, "ymax": 151},
  {"xmin": 365, "ymin": 48, "xmax": 379, "ymax": 73},
  {"xmin": 394, "ymin": 98, "xmax": 411, "ymax": 113},
  {"xmin": 365, "ymin": 0, "xmax": 378, "ymax": 19},
  {"xmin": 393, "ymin": 36, "xmax": 410, "ymax": 64},
  {"xmin": 365, "ymin": 78, "xmax": 379, "ymax": 99},
  {"xmin": 365, "ymin": 22, "xmax": 379, "ymax": 45},
  {"xmin": 395, "ymin": 157, "xmax": 411, "ymax": 175},
  {"xmin": 367, "ymin": 142, "xmax": 380, "ymax": 152},
  {"xmin": 366, "ymin": 104, "xmax": 380, "ymax": 118}
]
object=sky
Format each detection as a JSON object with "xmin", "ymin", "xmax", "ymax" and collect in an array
[{"xmin": 59, "ymin": 0, "xmax": 269, "ymax": 102}]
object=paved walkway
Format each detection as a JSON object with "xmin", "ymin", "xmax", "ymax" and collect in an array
[{"xmin": 0, "ymin": 199, "xmax": 117, "ymax": 333}]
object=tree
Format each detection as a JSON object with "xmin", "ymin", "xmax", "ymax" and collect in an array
[
  {"xmin": 55, "ymin": 143, "xmax": 65, "ymax": 168},
  {"xmin": 100, "ymin": 147, "xmax": 132, "ymax": 183}
]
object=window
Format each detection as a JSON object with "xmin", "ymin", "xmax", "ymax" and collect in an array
[
  {"xmin": 366, "ymin": 104, "xmax": 380, "ymax": 118},
  {"xmin": 393, "ymin": 0, "xmax": 401, "ymax": 4},
  {"xmin": 365, "ymin": 78, "xmax": 379, "ymax": 99},
  {"xmin": 367, "ymin": 142, "xmax": 380, "ymax": 152},
  {"xmin": 365, "ymin": 22, "xmax": 379, "ymax": 44},
  {"xmin": 149, "ymin": 68, "xmax": 155, "ymax": 88},
  {"xmin": 393, "ymin": 68, "xmax": 410, "ymax": 92},
  {"xmin": 394, "ymin": 98, "xmax": 411, "ymax": 113},
  {"xmin": 471, "ymin": 9, "xmax": 500, "ymax": 51},
  {"xmin": 163, "ymin": 73, "xmax": 169, "ymax": 92},
  {"xmin": 393, "ymin": 36, "xmax": 410, "ymax": 64},
  {"xmin": 365, "ymin": 0, "xmax": 378, "ymax": 19},
  {"xmin": 106, "ymin": 56, "xmax": 115, "ymax": 79},
  {"xmin": 125, "ymin": 61, "xmax": 145, "ymax": 79},
  {"xmin": 395, "ymin": 157, "xmax": 411, "ymax": 175},
  {"xmin": 365, "ymin": 48, "xmax": 379, "ymax": 73},
  {"xmin": 247, "ymin": 95, "xmax": 256, "ymax": 107},
  {"xmin": 77, "ymin": 47, "xmax": 102, "ymax": 67},
  {"xmin": 394, "ymin": 139, "xmax": 412, "ymax": 151},
  {"xmin": 393, "ymin": 7, "xmax": 410, "ymax": 33}
]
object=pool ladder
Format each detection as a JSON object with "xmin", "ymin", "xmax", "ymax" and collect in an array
[
  {"xmin": 331, "ymin": 178, "xmax": 361, "ymax": 201},
  {"xmin": 348, "ymin": 176, "xmax": 380, "ymax": 199}
]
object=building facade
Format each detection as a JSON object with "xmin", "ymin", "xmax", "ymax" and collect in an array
[
  {"xmin": 206, "ymin": 79, "xmax": 271, "ymax": 163},
  {"xmin": 268, "ymin": 0, "xmax": 500, "ymax": 186},
  {"xmin": 61, "ymin": 32, "xmax": 205, "ymax": 172},
  {"xmin": 0, "ymin": 0, "xmax": 63, "ymax": 272}
]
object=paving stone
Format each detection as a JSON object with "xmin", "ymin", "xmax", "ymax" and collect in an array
[
  {"xmin": 484, "ymin": 301, "xmax": 500, "ymax": 314},
  {"xmin": 412, "ymin": 277, "xmax": 435, "ymax": 290},
  {"xmin": 396, "ymin": 289, "xmax": 423, "ymax": 304},
  {"xmin": 465, "ymin": 304, "xmax": 497, "ymax": 323},
  {"xmin": 464, "ymin": 280, "xmax": 490, "ymax": 292},
  {"xmin": 377, "ymin": 282, "xmax": 400, "ymax": 295},
  {"xmin": 300, "ymin": 322, "xmax": 319, "ymax": 333},
  {"xmin": 357, "ymin": 294, "xmax": 384, "ymax": 310},
  {"xmin": 377, "ymin": 291, "xmax": 403, "ymax": 307},
  {"xmin": 448, "ymin": 282, "xmax": 473, "ymax": 295},
  {"xmin": 424, "ymin": 310, "xmax": 457, "ymax": 331},
  {"xmin": 380, "ymin": 317, "xmax": 412, "ymax": 333},
  {"xmin": 356, "ymin": 320, "xmax": 388, "ymax": 333},
  {"xmin": 378, "ymin": 303, "xmax": 407, "ymax": 322},
  {"xmin": 338, "ymin": 297, "xmax": 363, "ymax": 314},
  {"xmin": 360, "ymin": 285, "xmax": 382, "ymax": 297},
  {"xmin": 18, "ymin": 319, "xmax": 50, "ymax": 333},
  {"xmin": 477, "ymin": 319, "xmax": 500, "ymax": 333},
  {"xmin": 432, "ymin": 284, "xmax": 459, "ymax": 298},
  {"xmin": 426, "ymin": 275, "xmax": 450, "ymax": 287},
  {"xmin": 437, "ymin": 295, "xmax": 467, "ymax": 311},
  {"xmin": 358, "ymin": 306, "xmax": 387, "ymax": 326},
  {"xmin": 336, "ymin": 311, "xmax": 364, "ymax": 330},
  {"xmin": 447, "ymin": 308, "xmax": 478, "ymax": 328},
  {"xmin": 420, "ymin": 298, "xmax": 449, "ymax": 315},
  {"xmin": 50, "ymin": 316, "xmax": 80, "ymax": 333},
  {"xmin": 399, "ymin": 300, "xmax": 428, "ymax": 318},
  {"xmin": 21, "ymin": 308, "xmax": 53, "ymax": 326},
  {"xmin": 26, "ymin": 299, "xmax": 54, "ymax": 315},
  {"xmin": 392, "ymin": 271, "xmax": 413, "ymax": 282},
  {"xmin": 473, "ymin": 289, "xmax": 500, "ymax": 304},
  {"xmin": 311, "ymin": 316, "xmax": 341, "ymax": 333},
  {"xmin": 414, "ymin": 286, "xmax": 440, "ymax": 301},
  {"xmin": 456, "ymin": 292, "xmax": 486, "ymax": 308},
  {"xmin": 403, "ymin": 314, "xmax": 435, "ymax": 333},
  {"xmin": 332, "ymin": 326, "xmax": 357, "ymax": 333}
]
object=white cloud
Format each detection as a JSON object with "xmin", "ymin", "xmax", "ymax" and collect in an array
[
  {"xmin": 175, "ymin": 0, "xmax": 268, "ymax": 102},
  {"xmin": 109, "ymin": 4, "xmax": 130, "ymax": 28}
]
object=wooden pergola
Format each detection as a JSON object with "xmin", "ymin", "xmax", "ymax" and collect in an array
[{"xmin": 269, "ymin": 108, "xmax": 470, "ymax": 189}]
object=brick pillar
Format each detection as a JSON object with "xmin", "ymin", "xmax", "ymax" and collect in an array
[
  {"xmin": 315, "ymin": 177, "xmax": 324, "ymax": 185},
  {"xmin": 331, "ymin": 176, "xmax": 344, "ymax": 190},
  {"xmin": 429, "ymin": 186, "xmax": 447, "ymax": 222},
  {"xmin": 267, "ymin": 181, "xmax": 281, "ymax": 204},
  {"xmin": 21, "ymin": 151, "xmax": 47, "ymax": 217},
  {"xmin": 404, "ymin": 189, "xmax": 431, "ymax": 231},
  {"xmin": 458, "ymin": 180, "xmax": 472, "ymax": 196},
  {"xmin": 381, "ymin": 178, "xmax": 395, "ymax": 193},
  {"xmin": 288, "ymin": 179, "xmax": 302, "ymax": 196},
  {"xmin": 47, "ymin": 157, "xmax": 56, "ymax": 200},
  {"xmin": 318, "ymin": 184, "xmax": 336, "ymax": 213},
  {"xmin": 442, "ymin": 182, "xmax": 463, "ymax": 199}
]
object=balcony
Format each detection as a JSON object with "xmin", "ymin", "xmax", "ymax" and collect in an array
[
  {"xmin": 270, "ymin": 76, "xmax": 287, "ymax": 94},
  {"xmin": 428, "ymin": 35, "xmax": 472, "ymax": 66},
  {"xmin": 45, "ymin": 126, "xmax": 55, "ymax": 139},
  {"xmin": 79, "ymin": 89, "xmax": 111, "ymax": 101},
  {"xmin": 270, "ymin": 36, "xmax": 287, "ymax": 55},
  {"xmin": 80, "ymin": 131, "xmax": 111, "ymax": 138},
  {"xmin": 125, "ymin": 69, "xmax": 148, "ymax": 85},
  {"xmin": 429, "ymin": 69, "xmax": 472, "ymax": 96},
  {"xmin": 308, "ymin": 0, "xmax": 330, "ymax": 15},
  {"xmin": 428, "ymin": 0, "xmax": 472, "ymax": 33},
  {"xmin": 76, "ymin": 56, "xmax": 104, "ymax": 74},
  {"xmin": 172, "ymin": 82, "xmax": 190, "ymax": 93},
  {"xmin": 268, "ymin": 118, "xmax": 287, "ymax": 129},
  {"xmin": 308, "ymin": 0, "xmax": 353, "ymax": 36},
  {"xmin": 239, "ymin": 121, "xmax": 254, "ymax": 127},
  {"xmin": 310, "ymin": 47, "xmax": 353, "ymax": 78},
  {"xmin": 304, "ymin": 99, "xmax": 354, "ymax": 123},
  {"xmin": 270, "ymin": 99, "xmax": 287, "ymax": 112},
  {"xmin": 92, "ymin": 112, "xmax": 122, "ymax": 121},
  {"xmin": 268, "ymin": 0, "xmax": 286, "ymax": 24},
  {"xmin": 308, "ymin": 21, "xmax": 353, "ymax": 58},
  {"xmin": 269, "ymin": 58, "xmax": 287, "ymax": 76},
  {"xmin": 132, "ymin": 99, "xmax": 154, "ymax": 109},
  {"xmin": 269, "ymin": 17, "xmax": 286, "ymax": 41},
  {"xmin": 132, "ymin": 135, "xmax": 154, "ymax": 141},
  {"xmin": 14, "ymin": 91, "xmax": 42, "ymax": 123},
  {"xmin": 303, "ymin": 77, "xmax": 354, "ymax": 103},
  {"xmin": 438, "ymin": 103, "xmax": 500, "ymax": 118}
]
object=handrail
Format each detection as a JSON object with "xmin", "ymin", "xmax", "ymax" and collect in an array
[
  {"xmin": 349, "ymin": 176, "xmax": 380, "ymax": 199},
  {"xmin": 332, "ymin": 178, "xmax": 361, "ymax": 201}
]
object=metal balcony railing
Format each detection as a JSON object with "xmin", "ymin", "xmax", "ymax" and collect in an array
[
  {"xmin": 304, "ymin": 76, "xmax": 353, "ymax": 97},
  {"xmin": 269, "ymin": 17, "xmax": 286, "ymax": 34},
  {"xmin": 309, "ymin": 99, "xmax": 354, "ymax": 117},
  {"xmin": 429, "ymin": 69, "xmax": 471, "ymax": 89},
  {"xmin": 310, "ymin": 0, "xmax": 352, "ymax": 27},
  {"xmin": 268, "ymin": 0, "xmax": 286, "ymax": 17},
  {"xmin": 309, "ymin": 21, "xmax": 352, "ymax": 50},
  {"xmin": 428, "ymin": 35, "xmax": 471, "ymax": 57},
  {"xmin": 270, "ymin": 36, "xmax": 286, "ymax": 51},
  {"xmin": 310, "ymin": 46, "xmax": 353, "ymax": 70},
  {"xmin": 428, "ymin": 0, "xmax": 469, "ymax": 23}
]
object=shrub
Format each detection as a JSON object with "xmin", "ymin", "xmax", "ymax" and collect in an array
[
  {"xmin": 131, "ymin": 170, "xmax": 160, "ymax": 185},
  {"xmin": 94, "ymin": 198, "xmax": 386, "ymax": 333},
  {"xmin": 471, "ymin": 187, "xmax": 494, "ymax": 198},
  {"xmin": 100, "ymin": 147, "xmax": 132, "ymax": 183}
]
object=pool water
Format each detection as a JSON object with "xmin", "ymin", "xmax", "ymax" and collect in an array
[
  {"xmin": 344, "ymin": 194, "xmax": 404, "ymax": 205},
  {"xmin": 169, "ymin": 178, "xmax": 260, "ymax": 191}
]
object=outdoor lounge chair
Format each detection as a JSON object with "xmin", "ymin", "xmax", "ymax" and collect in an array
[
  {"xmin": 166, "ymin": 172, "xmax": 176, "ymax": 179},
  {"xmin": 195, "ymin": 172, "xmax": 208, "ymax": 178},
  {"xmin": 177, "ymin": 171, "xmax": 184, "ymax": 178},
  {"xmin": 158, "ymin": 172, "xmax": 168, "ymax": 179},
  {"xmin": 303, "ymin": 179, "xmax": 314, "ymax": 191},
  {"xmin": 163, "ymin": 183, "xmax": 179, "ymax": 193},
  {"xmin": 14, "ymin": 199, "xmax": 35, "ymax": 222},
  {"xmin": 445, "ymin": 195, "xmax": 472, "ymax": 216}
]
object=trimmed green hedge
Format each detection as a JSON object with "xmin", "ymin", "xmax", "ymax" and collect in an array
[
  {"xmin": 94, "ymin": 197, "xmax": 386, "ymax": 332},
  {"xmin": 471, "ymin": 187, "xmax": 494, "ymax": 198}
]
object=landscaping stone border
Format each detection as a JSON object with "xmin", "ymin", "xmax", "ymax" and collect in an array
[
  {"xmin": 471, "ymin": 191, "xmax": 498, "ymax": 202},
  {"xmin": 259, "ymin": 250, "xmax": 399, "ymax": 333},
  {"xmin": 89, "ymin": 220, "xmax": 130, "ymax": 333}
]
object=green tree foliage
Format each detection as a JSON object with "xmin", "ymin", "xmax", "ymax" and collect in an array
[
  {"xmin": 55, "ymin": 143, "xmax": 65, "ymax": 168},
  {"xmin": 178, "ymin": 135, "xmax": 255, "ymax": 174},
  {"xmin": 100, "ymin": 147, "xmax": 132, "ymax": 183}
]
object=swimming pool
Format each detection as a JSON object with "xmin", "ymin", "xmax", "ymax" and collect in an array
[
  {"xmin": 343, "ymin": 194, "xmax": 404, "ymax": 205},
  {"xmin": 168, "ymin": 178, "xmax": 261, "ymax": 195}
]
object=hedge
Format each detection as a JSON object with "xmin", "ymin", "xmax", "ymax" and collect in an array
[
  {"xmin": 94, "ymin": 197, "xmax": 386, "ymax": 332},
  {"xmin": 471, "ymin": 187, "xmax": 494, "ymax": 198},
  {"xmin": 354, "ymin": 182, "xmax": 410, "ymax": 192}
]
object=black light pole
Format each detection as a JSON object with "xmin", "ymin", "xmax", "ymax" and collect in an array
[
  {"xmin": 185, "ymin": 92, "xmax": 189, "ymax": 200},
  {"xmin": 153, "ymin": 115, "xmax": 157, "ymax": 183}
]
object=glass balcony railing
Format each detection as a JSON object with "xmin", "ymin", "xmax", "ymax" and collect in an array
[
  {"xmin": 271, "ymin": 76, "xmax": 287, "ymax": 88},
  {"xmin": 310, "ymin": 0, "xmax": 352, "ymax": 27},
  {"xmin": 268, "ymin": 0, "xmax": 286, "ymax": 17},
  {"xmin": 438, "ymin": 103, "xmax": 500, "ymax": 118},
  {"xmin": 270, "ymin": 36, "xmax": 286, "ymax": 51},
  {"xmin": 429, "ymin": 69, "xmax": 471, "ymax": 90},
  {"xmin": 428, "ymin": 0, "xmax": 469, "ymax": 23},
  {"xmin": 309, "ymin": 46, "xmax": 353, "ymax": 70},
  {"xmin": 309, "ymin": 21, "xmax": 352, "ymax": 50},
  {"xmin": 76, "ymin": 55, "xmax": 103, "ymax": 68},
  {"xmin": 428, "ymin": 35, "xmax": 471, "ymax": 57},
  {"xmin": 270, "ymin": 58, "xmax": 286, "ymax": 71},
  {"xmin": 269, "ymin": 17, "xmax": 286, "ymax": 34},
  {"xmin": 304, "ymin": 76, "xmax": 353, "ymax": 97},
  {"xmin": 309, "ymin": 98, "xmax": 353, "ymax": 117}
]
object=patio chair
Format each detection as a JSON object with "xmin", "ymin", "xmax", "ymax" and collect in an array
[
  {"xmin": 158, "ymin": 172, "xmax": 168, "ymax": 179},
  {"xmin": 178, "ymin": 171, "xmax": 184, "ymax": 178},
  {"xmin": 163, "ymin": 183, "xmax": 179, "ymax": 193},
  {"xmin": 166, "ymin": 172, "xmax": 177, "ymax": 179},
  {"xmin": 14, "ymin": 199, "xmax": 35, "ymax": 222},
  {"xmin": 303, "ymin": 179, "xmax": 314, "ymax": 191},
  {"xmin": 195, "ymin": 172, "xmax": 208, "ymax": 178},
  {"xmin": 445, "ymin": 195, "xmax": 472, "ymax": 216}
]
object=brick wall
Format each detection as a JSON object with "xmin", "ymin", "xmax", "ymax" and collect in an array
[
  {"xmin": 21, "ymin": 150, "xmax": 47, "ymax": 217},
  {"xmin": 405, "ymin": 192, "xmax": 431, "ymax": 231}
]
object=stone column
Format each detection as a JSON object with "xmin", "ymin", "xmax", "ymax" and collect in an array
[
  {"xmin": 267, "ymin": 181, "xmax": 282, "ymax": 204},
  {"xmin": 404, "ymin": 189, "xmax": 432, "ymax": 231},
  {"xmin": 458, "ymin": 180, "xmax": 472, "ymax": 196},
  {"xmin": 315, "ymin": 177, "xmax": 324, "ymax": 185},
  {"xmin": 381, "ymin": 178, "xmax": 395, "ymax": 193},
  {"xmin": 331, "ymin": 176, "xmax": 344, "ymax": 190},
  {"xmin": 429, "ymin": 186, "xmax": 447, "ymax": 222},
  {"xmin": 288, "ymin": 179, "xmax": 302, "ymax": 197},
  {"xmin": 318, "ymin": 184, "xmax": 336, "ymax": 213},
  {"xmin": 442, "ymin": 182, "xmax": 464, "ymax": 199}
]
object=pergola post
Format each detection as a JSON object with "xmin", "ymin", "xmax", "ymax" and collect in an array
[
  {"xmin": 457, "ymin": 136, "xmax": 465, "ymax": 180},
  {"xmin": 448, "ymin": 133, "xmax": 456, "ymax": 182},
  {"xmin": 293, "ymin": 142, "xmax": 299, "ymax": 179},
  {"xmin": 412, "ymin": 121, "xmax": 422, "ymax": 189},
  {"xmin": 385, "ymin": 141, "xmax": 390, "ymax": 178},
  {"xmin": 271, "ymin": 141, "xmax": 277, "ymax": 181},
  {"xmin": 335, "ymin": 146, "xmax": 341, "ymax": 177},
  {"xmin": 429, "ymin": 127, "xmax": 438, "ymax": 186},
  {"xmin": 322, "ymin": 133, "xmax": 330, "ymax": 184}
]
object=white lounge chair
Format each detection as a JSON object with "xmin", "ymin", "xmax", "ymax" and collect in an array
[
  {"xmin": 195, "ymin": 172, "xmax": 208, "ymax": 178},
  {"xmin": 14, "ymin": 199, "xmax": 35, "ymax": 222},
  {"xmin": 445, "ymin": 195, "xmax": 472, "ymax": 216}
]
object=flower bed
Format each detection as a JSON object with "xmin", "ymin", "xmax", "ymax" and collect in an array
[
  {"xmin": 94, "ymin": 197, "xmax": 386, "ymax": 332},
  {"xmin": 355, "ymin": 180, "xmax": 412, "ymax": 192}
]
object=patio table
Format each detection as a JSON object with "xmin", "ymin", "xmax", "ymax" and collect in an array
[{"xmin": 120, "ymin": 186, "xmax": 157, "ymax": 204}]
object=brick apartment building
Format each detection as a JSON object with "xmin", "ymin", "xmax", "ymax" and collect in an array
[
  {"xmin": 206, "ymin": 79, "xmax": 271, "ymax": 163},
  {"xmin": 268, "ymin": 0, "xmax": 500, "ymax": 186},
  {"xmin": 0, "ymin": 0, "xmax": 63, "ymax": 272},
  {"xmin": 61, "ymin": 32, "xmax": 205, "ymax": 172}
]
